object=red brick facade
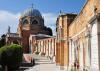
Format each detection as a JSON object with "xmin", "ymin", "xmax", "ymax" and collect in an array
[
  {"xmin": 56, "ymin": 0, "xmax": 100, "ymax": 71},
  {"xmin": 6, "ymin": 7, "xmax": 52, "ymax": 53}
]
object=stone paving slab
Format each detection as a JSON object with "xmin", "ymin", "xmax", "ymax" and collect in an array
[
  {"xmin": 24, "ymin": 54, "xmax": 66, "ymax": 71},
  {"xmin": 25, "ymin": 63, "xmax": 60, "ymax": 71}
]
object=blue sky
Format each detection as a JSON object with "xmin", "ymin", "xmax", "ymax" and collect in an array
[{"xmin": 0, "ymin": 0, "xmax": 86, "ymax": 36}]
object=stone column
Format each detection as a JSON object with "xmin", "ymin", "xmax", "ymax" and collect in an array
[
  {"xmin": 90, "ymin": 15, "xmax": 99, "ymax": 71},
  {"xmin": 79, "ymin": 40, "xmax": 83, "ymax": 71},
  {"xmin": 43, "ymin": 40, "xmax": 44, "ymax": 53},
  {"xmin": 68, "ymin": 39, "xmax": 72, "ymax": 71},
  {"xmin": 37, "ymin": 41, "xmax": 38, "ymax": 52},
  {"xmin": 49, "ymin": 39, "xmax": 50, "ymax": 57},
  {"xmin": 39, "ymin": 41, "xmax": 41, "ymax": 52},
  {"xmin": 46, "ymin": 40, "xmax": 47, "ymax": 56},
  {"xmin": 56, "ymin": 42, "xmax": 60, "ymax": 65},
  {"xmin": 40, "ymin": 41, "xmax": 41, "ymax": 53},
  {"xmin": 97, "ymin": 16, "xmax": 100, "ymax": 71},
  {"xmin": 48, "ymin": 40, "xmax": 49, "ymax": 56},
  {"xmin": 51, "ymin": 39, "xmax": 52, "ymax": 57},
  {"xmin": 54, "ymin": 38, "xmax": 56, "ymax": 56},
  {"xmin": 45, "ymin": 40, "xmax": 46, "ymax": 54},
  {"xmin": 43, "ymin": 40, "xmax": 45, "ymax": 53}
]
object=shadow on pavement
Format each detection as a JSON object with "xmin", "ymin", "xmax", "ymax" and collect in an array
[
  {"xmin": 16, "ymin": 67, "xmax": 28, "ymax": 71},
  {"xmin": 15, "ymin": 63, "xmax": 35, "ymax": 71}
]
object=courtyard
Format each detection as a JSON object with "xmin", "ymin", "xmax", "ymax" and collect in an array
[{"xmin": 22, "ymin": 54, "xmax": 62, "ymax": 71}]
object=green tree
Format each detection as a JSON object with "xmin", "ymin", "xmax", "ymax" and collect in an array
[
  {"xmin": 44, "ymin": 27, "xmax": 53, "ymax": 36},
  {"xmin": 0, "ymin": 44, "xmax": 23, "ymax": 71},
  {"xmin": 47, "ymin": 27, "xmax": 53, "ymax": 36},
  {"xmin": 0, "ymin": 34, "xmax": 6, "ymax": 48}
]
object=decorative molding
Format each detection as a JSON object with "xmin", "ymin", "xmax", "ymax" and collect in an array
[{"xmin": 89, "ymin": 13, "xmax": 100, "ymax": 24}]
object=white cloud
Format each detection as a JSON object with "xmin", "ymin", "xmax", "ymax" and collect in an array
[
  {"xmin": 0, "ymin": 10, "xmax": 57, "ymax": 36},
  {"xmin": 0, "ymin": 10, "xmax": 20, "ymax": 36},
  {"xmin": 43, "ymin": 13, "xmax": 57, "ymax": 36}
]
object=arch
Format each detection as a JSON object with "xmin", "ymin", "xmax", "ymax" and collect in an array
[
  {"xmin": 32, "ymin": 20, "xmax": 38, "ymax": 25},
  {"xmin": 12, "ymin": 40, "xmax": 19, "ymax": 44},
  {"xmin": 23, "ymin": 19, "xmax": 28, "ymax": 24}
]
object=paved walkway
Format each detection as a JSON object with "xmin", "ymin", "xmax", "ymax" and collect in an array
[{"xmin": 24, "ymin": 54, "xmax": 62, "ymax": 71}]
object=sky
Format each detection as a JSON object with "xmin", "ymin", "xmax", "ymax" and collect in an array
[{"xmin": 0, "ymin": 0, "xmax": 86, "ymax": 36}]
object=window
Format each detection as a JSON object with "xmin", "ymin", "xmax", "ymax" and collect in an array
[
  {"xmin": 23, "ymin": 19, "xmax": 28, "ymax": 24},
  {"xmin": 32, "ymin": 20, "xmax": 38, "ymax": 25}
]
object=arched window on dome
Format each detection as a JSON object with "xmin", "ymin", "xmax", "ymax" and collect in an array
[
  {"xmin": 32, "ymin": 20, "xmax": 38, "ymax": 25},
  {"xmin": 23, "ymin": 19, "xmax": 28, "ymax": 25}
]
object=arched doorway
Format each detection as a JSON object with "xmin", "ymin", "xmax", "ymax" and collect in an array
[{"xmin": 12, "ymin": 40, "xmax": 19, "ymax": 44}]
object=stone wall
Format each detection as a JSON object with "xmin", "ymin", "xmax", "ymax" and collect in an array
[
  {"xmin": 56, "ymin": 14, "xmax": 77, "ymax": 70},
  {"xmin": 56, "ymin": 0, "xmax": 100, "ymax": 70},
  {"xmin": 69, "ymin": 0, "xmax": 95, "ymax": 37}
]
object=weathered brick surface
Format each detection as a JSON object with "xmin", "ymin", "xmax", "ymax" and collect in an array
[
  {"xmin": 56, "ymin": 0, "xmax": 100, "ymax": 70},
  {"xmin": 56, "ymin": 14, "xmax": 76, "ymax": 69},
  {"xmin": 69, "ymin": 0, "xmax": 95, "ymax": 37}
]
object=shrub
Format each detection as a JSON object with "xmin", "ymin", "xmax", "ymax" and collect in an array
[
  {"xmin": 0, "ymin": 34, "xmax": 6, "ymax": 48},
  {"xmin": 0, "ymin": 44, "xmax": 23, "ymax": 71},
  {"xmin": 0, "ymin": 65, "xmax": 2, "ymax": 71}
]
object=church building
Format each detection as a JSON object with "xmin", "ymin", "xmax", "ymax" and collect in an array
[{"xmin": 6, "ymin": 6, "xmax": 53, "ymax": 53}]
